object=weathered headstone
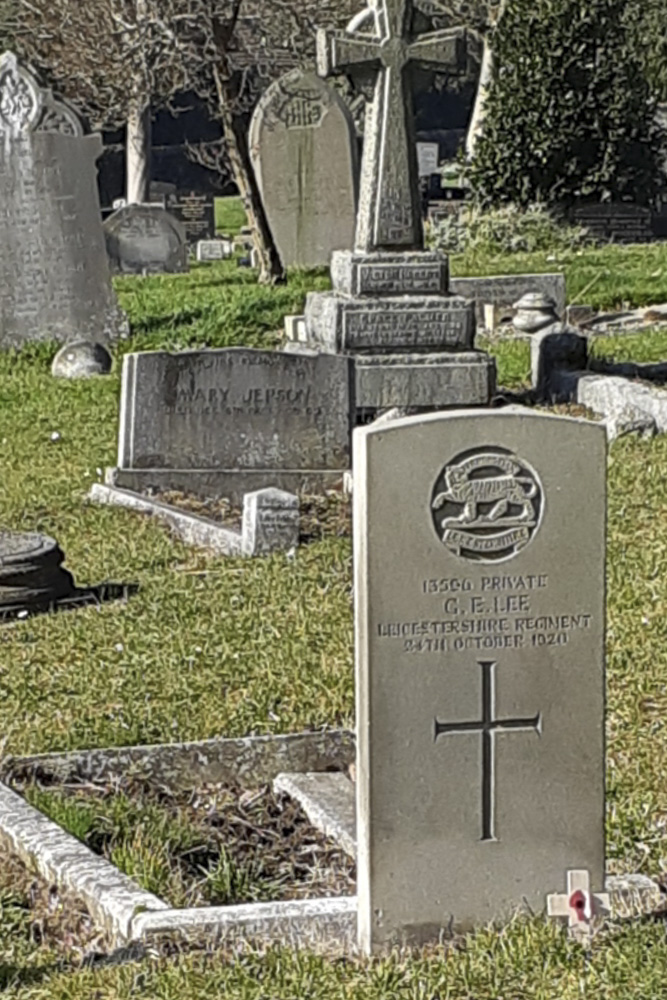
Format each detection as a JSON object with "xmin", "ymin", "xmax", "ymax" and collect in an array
[
  {"xmin": 110, "ymin": 348, "xmax": 354, "ymax": 501},
  {"xmin": 249, "ymin": 68, "xmax": 359, "ymax": 267},
  {"xmin": 0, "ymin": 52, "xmax": 127, "ymax": 348},
  {"xmin": 167, "ymin": 189, "xmax": 216, "ymax": 245},
  {"xmin": 353, "ymin": 408, "xmax": 606, "ymax": 953},
  {"xmin": 296, "ymin": 1, "xmax": 495, "ymax": 412},
  {"xmin": 104, "ymin": 204, "xmax": 188, "ymax": 275}
]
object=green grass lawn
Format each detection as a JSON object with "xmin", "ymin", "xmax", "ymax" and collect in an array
[
  {"xmin": 213, "ymin": 196, "xmax": 667, "ymax": 310},
  {"xmin": 215, "ymin": 196, "xmax": 248, "ymax": 236},
  {"xmin": 1, "ymin": 257, "xmax": 667, "ymax": 996}
]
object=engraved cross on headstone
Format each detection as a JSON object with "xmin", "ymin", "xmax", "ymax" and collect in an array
[
  {"xmin": 434, "ymin": 660, "xmax": 542, "ymax": 841},
  {"xmin": 317, "ymin": 0, "xmax": 466, "ymax": 252}
]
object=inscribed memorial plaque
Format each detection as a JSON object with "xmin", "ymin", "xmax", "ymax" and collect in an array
[{"xmin": 353, "ymin": 408, "xmax": 606, "ymax": 953}]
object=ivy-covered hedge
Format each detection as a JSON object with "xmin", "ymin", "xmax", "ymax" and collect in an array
[{"xmin": 468, "ymin": 0, "xmax": 663, "ymax": 208}]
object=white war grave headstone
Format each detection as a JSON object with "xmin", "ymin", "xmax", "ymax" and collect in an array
[
  {"xmin": 0, "ymin": 52, "xmax": 127, "ymax": 348},
  {"xmin": 353, "ymin": 408, "xmax": 606, "ymax": 953},
  {"xmin": 249, "ymin": 68, "xmax": 359, "ymax": 267}
]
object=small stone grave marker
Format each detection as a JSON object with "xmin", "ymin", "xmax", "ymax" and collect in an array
[
  {"xmin": 242, "ymin": 488, "xmax": 300, "ymax": 557},
  {"xmin": 196, "ymin": 239, "xmax": 232, "ymax": 262},
  {"xmin": 353, "ymin": 408, "xmax": 606, "ymax": 953},
  {"xmin": 249, "ymin": 68, "xmax": 359, "ymax": 267},
  {"xmin": 111, "ymin": 348, "xmax": 354, "ymax": 501}
]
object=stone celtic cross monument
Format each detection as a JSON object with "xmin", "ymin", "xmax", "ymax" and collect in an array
[
  {"xmin": 318, "ymin": 0, "xmax": 464, "ymax": 251},
  {"xmin": 292, "ymin": 1, "xmax": 495, "ymax": 413},
  {"xmin": 0, "ymin": 52, "xmax": 127, "ymax": 348}
]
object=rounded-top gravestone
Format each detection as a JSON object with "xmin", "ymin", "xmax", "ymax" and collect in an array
[
  {"xmin": 249, "ymin": 69, "xmax": 359, "ymax": 267},
  {"xmin": 103, "ymin": 204, "xmax": 188, "ymax": 275},
  {"xmin": 51, "ymin": 340, "xmax": 113, "ymax": 378},
  {"xmin": 0, "ymin": 532, "xmax": 75, "ymax": 608}
]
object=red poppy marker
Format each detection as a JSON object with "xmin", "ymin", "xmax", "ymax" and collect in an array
[{"xmin": 547, "ymin": 870, "xmax": 610, "ymax": 943}]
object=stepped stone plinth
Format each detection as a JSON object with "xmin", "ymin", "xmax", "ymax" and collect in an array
[{"xmin": 300, "ymin": 249, "xmax": 494, "ymax": 410}]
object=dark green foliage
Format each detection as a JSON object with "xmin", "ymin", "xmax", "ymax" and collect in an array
[{"xmin": 469, "ymin": 0, "xmax": 663, "ymax": 208}]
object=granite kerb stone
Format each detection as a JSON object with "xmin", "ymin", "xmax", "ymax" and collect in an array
[
  {"xmin": 90, "ymin": 483, "xmax": 300, "ymax": 558},
  {"xmin": 90, "ymin": 483, "xmax": 243, "ymax": 555},
  {"xmin": 131, "ymin": 897, "xmax": 357, "ymax": 953},
  {"xmin": 274, "ymin": 772, "xmax": 356, "ymax": 858}
]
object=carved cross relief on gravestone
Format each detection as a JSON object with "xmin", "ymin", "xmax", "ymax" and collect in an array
[
  {"xmin": 353, "ymin": 410, "xmax": 606, "ymax": 954},
  {"xmin": 317, "ymin": 0, "xmax": 466, "ymax": 251}
]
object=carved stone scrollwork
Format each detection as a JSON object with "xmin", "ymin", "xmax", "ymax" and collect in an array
[{"xmin": 0, "ymin": 50, "xmax": 84, "ymax": 136}]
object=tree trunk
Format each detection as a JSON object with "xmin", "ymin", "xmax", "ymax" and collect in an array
[
  {"xmin": 214, "ymin": 67, "xmax": 284, "ymax": 286},
  {"xmin": 466, "ymin": 36, "xmax": 493, "ymax": 160},
  {"xmin": 126, "ymin": 100, "xmax": 152, "ymax": 204}
]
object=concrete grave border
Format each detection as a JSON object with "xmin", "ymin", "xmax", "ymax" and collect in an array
[
  {"xmin": 1, "ymin": 729, "xmax": 663, "ymax": 954},
  {"xmin": 1, "ymin": 730, "xmax": 356, "ymax": 951},
  {"xmin": 89, "ymin": 482, "xmax": 300, "ymax": 557}
]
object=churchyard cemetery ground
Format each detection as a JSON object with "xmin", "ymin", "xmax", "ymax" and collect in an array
[{"xmin": 2, "ymin": 246, "xmax": 667, "ymax": 996}]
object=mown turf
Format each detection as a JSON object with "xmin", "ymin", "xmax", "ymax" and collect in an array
[
  {"xmin": 1, "ymin": 258, "xmax": 667, "ymax": 996},
  {"xmin": 215, "ymin": 195, "xmax": 667, "ymax": 310}
]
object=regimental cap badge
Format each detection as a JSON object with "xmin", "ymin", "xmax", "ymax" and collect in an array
[{"xmin": 431, "ymin": 447, "xmax": 543, "ymax": 563}]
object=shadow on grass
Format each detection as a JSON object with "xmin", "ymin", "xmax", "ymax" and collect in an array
[{"xmin": 0, "ymin": 962, "xmax": 62, "ymax": 992}]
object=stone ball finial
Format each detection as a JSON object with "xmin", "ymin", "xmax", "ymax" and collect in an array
[{"xmin": 512, "ymin": 292, "xmax": 560, "ymax": 334}]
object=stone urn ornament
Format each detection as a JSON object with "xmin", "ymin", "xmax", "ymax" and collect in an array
[{"xmin": 512, "ymin": 292, "xmax": 560, "ymax": 334}]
